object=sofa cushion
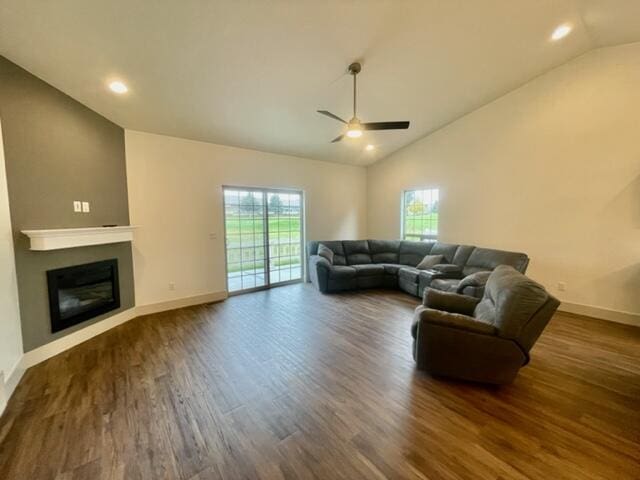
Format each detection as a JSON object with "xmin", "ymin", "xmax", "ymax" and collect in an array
[
  {"xmin": 416, "ymin": 254, "xmax": 444, "ymax": 270},
  {"xmin": 463, "ymin": 247, "xmax": 529, "ymax": 276},
  {"xmin": 452, "ymin": 245, "xmax": 475, "ymax": 267},
  {"xmin": 317, "ymin": 243, "xmax": 334, "ymax": 264},
  {"xmin": 380, "ymin": 263, "xmax": 404, "ymax": 275},
  {"xmin": 353, "ymin": 264, "xmax": 385, "ymax": 276},
  {"xmin": 430, "ymin": 278, "xmax": 460, "ymax": 292},
  {"xmin": 398, "ymin": 241, "xmax": 434, "ymax": 266},
  {"xmin": 328, "ymin": 265, "xmax": 357, "ymax": 279},
  {"xmin": 368, "ymin": 239, "xmax": 400, "ymax": 263},
  {"xmin": 343, "ymin": 240, "xmax": 372, "ymax": 265},
  {"xmin": 398, "ymin": 266, "xmax": 420, "ymax": 283},
  {"xmin": 430, "ymin": 242, "xmax": 460, "ymax": 264}
]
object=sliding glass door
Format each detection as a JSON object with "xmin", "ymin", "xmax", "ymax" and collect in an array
[{"xmin": 223, "ymin": 187, "xmax": 303, "ymax": 294}]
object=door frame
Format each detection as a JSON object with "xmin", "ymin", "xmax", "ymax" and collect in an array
[{"xmin": 222, "ymin": 185, "xmax": 305, "ymax": 296}]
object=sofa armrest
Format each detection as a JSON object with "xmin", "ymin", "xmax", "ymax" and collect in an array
[
  {"xmin": 415, "ymin": 306, "xmax": 496, "ymax": 335},
  {"xmin": 310, "ymin": 254, "xmax": 331, "ymax": 270},
  {"xmin": 422, "ymin": 288, "xmax": 481, "ymax": 316},
  {"xmin": 308, "ymin": 255, "xmax": 331, "ymax": 292},
  {"xmin": 456, "ymin": 271, "xmax": 491, "ymax": 292}
]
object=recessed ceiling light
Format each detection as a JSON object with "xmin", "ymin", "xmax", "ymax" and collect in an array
[
  {"xmin": 365, "ymin": 144, "xmax": 375, "ymax": 151},
  {"xmin": 550, "ymin": 24, "xmax": 572, "ymax": 41},
  {"xmin": 109, "ymin": 81, "xmax": 128, "ymax": 94}
]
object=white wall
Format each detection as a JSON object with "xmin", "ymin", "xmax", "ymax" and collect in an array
[
  {"xmin": 126, "ymin": 130, "xmax": 367, "ymax": 307},
  {"xmin": 367, "ymin": 43, "xmax": 640, "ymax": 320},
  {"xmin": 0, "ymin": 120, "xmax": 24, "ymax": 412}
]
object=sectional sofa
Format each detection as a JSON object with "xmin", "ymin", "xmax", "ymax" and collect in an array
[{"xmin": 307, "ymin": 240, "xmax": 529, "ymax": 298}]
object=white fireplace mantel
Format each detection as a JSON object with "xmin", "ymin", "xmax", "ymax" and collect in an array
[{"xmin": 21, "ymin": 226, "xmax": 137, "ymax": 251}]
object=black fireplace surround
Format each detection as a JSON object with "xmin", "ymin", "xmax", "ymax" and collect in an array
[{"xmin": 47, "ymin": 259, "xmax": 120, "ymax": 333}]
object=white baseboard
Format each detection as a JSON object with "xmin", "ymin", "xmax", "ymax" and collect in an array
[
  {"xmin": 21, "ymin": 307, "xmax": 138, "ymax": 369},
  {"xmin": 559, "ymin": 302, "xmax": 640, "ymax": 327},
  {"xmin": 136, "ymin": 291, "xmax": 228, "ymax": 317},
  {"xmin": 0, "ymin": 357, "xmax": 26, "ymax": 417},
  {"xmin": 20, "ymin": 290, "xmax": 228, "ymax": 371}
]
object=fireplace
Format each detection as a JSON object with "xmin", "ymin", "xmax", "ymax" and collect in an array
[{"xmin": 47, "ymin": 259, "xmax": 120, "ymax": 332}]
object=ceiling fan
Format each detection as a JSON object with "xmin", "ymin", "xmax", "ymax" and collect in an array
[{"xmin": 317, "ymin": 62, "xmax": 410, "ymax": 143}]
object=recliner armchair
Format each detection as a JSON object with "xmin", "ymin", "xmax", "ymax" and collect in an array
[{"xmin": 411, "ymin": 265, "xmax": 560, "ymax": 384}]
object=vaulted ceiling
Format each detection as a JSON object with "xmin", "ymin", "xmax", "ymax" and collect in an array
[{"xmin": 1, "ymin": 0, "xmax": 639, "ymax": 165}]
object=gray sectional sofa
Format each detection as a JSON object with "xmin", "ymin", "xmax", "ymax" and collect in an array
[{"xmin": 307, "ymin": 240, "xmax": 529, "ymax": 298}]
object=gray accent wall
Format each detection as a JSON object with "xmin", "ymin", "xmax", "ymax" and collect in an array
[{"xmin": 0, "ymin": 56, "xmax": 135, "ymax": 351}]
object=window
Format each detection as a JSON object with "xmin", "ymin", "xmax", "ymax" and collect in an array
[{"xmin": 402, "ymin": 188, "xmax": 439, "ymax": 241}]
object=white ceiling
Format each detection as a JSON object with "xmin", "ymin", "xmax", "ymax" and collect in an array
[{"xmin": 1, "ymin": 0, "xmax": 639, "ymax": 166}]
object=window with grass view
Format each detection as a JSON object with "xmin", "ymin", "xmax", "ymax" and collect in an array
[
  {"xmin": 224, "ymin": 187, "xmax": 303, "ymax": 293},
  {"xmin": 402, "ymin": 188, "xmax": 439, "ymax": 241}
]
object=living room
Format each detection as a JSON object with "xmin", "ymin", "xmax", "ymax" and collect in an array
[{"xmin": 0, "ymin": 1, "xmax": 638, "ymax": 479}]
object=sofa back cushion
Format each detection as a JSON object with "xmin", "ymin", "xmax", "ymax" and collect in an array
[
  {"xmin": 368, "ymin": 240, "xmax": 400, "ymax": 264},
  {"xmin": 429, "ymin": 242, "xmax": 459, "ymax": 264},
  {"xmin": 452, "ymin": 245, "xmax": 475, "ymax": 266},
  {"xmin": 463, "ymin": 247, "xmax": 529, "ymax": 276},
  {"xmin": 343, "ymin": 240, "xmax": 372, "ymax": 265},
  {"xmin": 398, "ymin": 241, "xmax": 434, "ymax": 266},
  {"xmin": 308, "ymin": 240, "xmax": 347, "ymax": 265},
  {"xmin": 475, "ymin": 265, "xmax": 549, "ymax": 340}
]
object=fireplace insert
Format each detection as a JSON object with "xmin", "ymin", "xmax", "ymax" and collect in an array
[{"xmin": 47, "ymin": 259, "xmax": 120, "ymax": 332}]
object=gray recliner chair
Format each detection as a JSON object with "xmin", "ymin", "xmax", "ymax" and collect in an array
[{"xmin": 411, "ymin": 265, "xmax": 560, "ymax": 384}]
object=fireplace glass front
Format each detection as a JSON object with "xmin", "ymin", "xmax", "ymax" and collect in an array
[{"xmin": 47, "ymin": 259, "xmax": 120, "ymax": 332}]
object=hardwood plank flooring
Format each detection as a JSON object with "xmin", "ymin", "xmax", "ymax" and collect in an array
[{"xmin": 0, "ymin": 284, "xmax": 638, "ymax": 479}]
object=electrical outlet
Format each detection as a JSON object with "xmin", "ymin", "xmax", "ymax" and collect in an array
[
  {"xmin": 169, "ymin": 282, "xmax": 175, "ymax": 291},
  {"xmin": 81, "ymin": 201, "xmax": 90, "ymax": 213},
  {"xmin": 557, "ymin": 282, "xmax": 566, "ymax": 292},
  {"xmin": 73, "ymin": 201, "xmax": 82, "ymax": 212}
]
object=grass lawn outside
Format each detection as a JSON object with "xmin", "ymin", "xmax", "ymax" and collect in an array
[
  {"xmin": 225, "ymin": 214, "xmax": 303, "ymax": 275},
  {"xmin": 403, "ymin": 213, "xmax": 438, "ymax": 236}
]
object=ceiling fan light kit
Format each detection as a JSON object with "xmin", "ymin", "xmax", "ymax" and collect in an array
[{"xmin": 318, "ymin": 62, "xmax": 410, "ymax": 143}]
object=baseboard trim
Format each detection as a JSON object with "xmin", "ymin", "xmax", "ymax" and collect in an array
[
  {"xmin": 21, "ymin": 290, "xmax": 228, "ymax": 371},
  {"xmin": 21, "ymin": 307, "xmax": 138, "ymax": 369},
  {"xmin": 0, "ymin": 357, "xmax": 25, "ymax": 416},
  {"xmin": 559, "ymin": 302, "xmax": 640, "ymax": 327},
  {"xmin": 136, "ymin": 291, "xmax": 228, "ymax": 317}
]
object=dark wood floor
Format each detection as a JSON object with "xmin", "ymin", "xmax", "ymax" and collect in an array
[{"xmin": 0, "ymin": 284, "xmax": 638, "ymax": 479}]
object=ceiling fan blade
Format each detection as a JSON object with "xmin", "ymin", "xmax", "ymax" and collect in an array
[
  {"xmin": 362, "ymin": 121, "xmax": 410, "ymax": 131},
  {"xmin": 330, "ymin": 134, "xmax": 344, "ymax": 143},
  {"xmin": 318, "ymin": 110, "xmax": 347, "ymax": 124}
]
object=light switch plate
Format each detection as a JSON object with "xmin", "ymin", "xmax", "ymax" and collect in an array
[
  {"xmin": 81, "ymin": 201, "xmax": 90, "ymax": 213},
  {"xmin": 73, "ymin": 201, "xmax": 82, "ymax": 212}
]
